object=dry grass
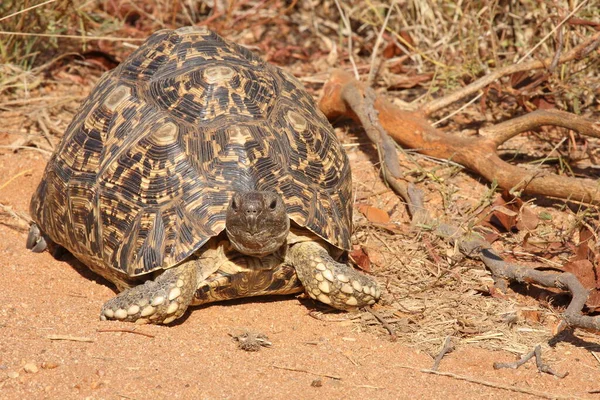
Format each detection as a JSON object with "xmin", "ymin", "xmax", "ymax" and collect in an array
[{"xmin": 1, "ymin": 0, "xmax": 599, "ymax": 354}]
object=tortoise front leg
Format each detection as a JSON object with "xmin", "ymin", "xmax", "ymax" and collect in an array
[
  {"xmin": 288, "ymin": 242, "xmax": 380, "ymax": 310},
  {"xmin": 100, "ymin": 259, "xmax": 198, "ymax": 325}
]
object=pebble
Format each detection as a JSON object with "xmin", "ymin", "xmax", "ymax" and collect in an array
[
  {"xmin": 41, "ymin": 361, "xmax": 59, "ymax": 370},
  {"xmin": 24, "ymin": 363, "xmax": 39, "ymax": 374},
  {"xmin": 7, "ymin": 371, "xmax": 19, "ymax": 379}
]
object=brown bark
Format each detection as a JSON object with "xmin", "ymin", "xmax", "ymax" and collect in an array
[{"xmin": 319, "ymin": 69, "xmax": 600, "ymax": 204}]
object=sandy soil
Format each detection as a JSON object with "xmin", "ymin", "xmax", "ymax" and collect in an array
[{"xmin": 0, "ymin": 149, "xmax": 599, "ymax": 399}]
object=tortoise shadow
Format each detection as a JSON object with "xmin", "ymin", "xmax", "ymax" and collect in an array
[
  {"xmin": 46, "ymin": 246, "xmax": 329, "ymax": 326},
  {"xmin": 548, "ymin": 329, "xmax": 600, "ymax": 352},
  {"xmin": 48, "ymin": 245, "xmax": 118, "ymax": 291},
  {"xmin": 171, "ymin": 296, "xmax": 340, "ymax": 326}
]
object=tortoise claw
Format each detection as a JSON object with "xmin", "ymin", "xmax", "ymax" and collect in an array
[{"xmin": 26, "ymin": 223, "xmax": 47, "ymax": 253}]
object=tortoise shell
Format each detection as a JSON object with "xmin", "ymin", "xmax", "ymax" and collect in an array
[{"xmin": 30, "ymin": 26, "xmax": 352, "ymax": 277}]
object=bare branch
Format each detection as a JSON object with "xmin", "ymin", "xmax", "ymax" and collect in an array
[
  {"xmin": 319, "ymin": 70, "xmax": 600, "ymax": 204},
  {"xmin": 420, "ymin": 31, "xmax": 600, "ymax": 116}
]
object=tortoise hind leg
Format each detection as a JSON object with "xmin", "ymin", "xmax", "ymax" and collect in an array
[
  {"xmin": 100, "ymin": 259, "xmax": 198, "ymax": 325},
  {"xmin": 26, "ymin": 223, "xmax": 48, "ymax": 253},
  {"xmin": 288, "ymin": 241, "xmax": 381, "ymax": 310}
]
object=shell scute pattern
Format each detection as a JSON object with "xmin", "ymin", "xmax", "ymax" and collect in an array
[{"xmin": 30, "ymin": 27, "xmax": 352, "ymax": 277}]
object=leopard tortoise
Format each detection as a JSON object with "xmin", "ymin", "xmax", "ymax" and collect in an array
[{"xmin": 27, "ymin": 26, "xmax": 380, "ymax": 324}]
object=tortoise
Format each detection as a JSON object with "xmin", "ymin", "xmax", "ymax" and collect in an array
[{"xmin": 27, "ymin": 26, "xmax": 380, "ymax": 325}]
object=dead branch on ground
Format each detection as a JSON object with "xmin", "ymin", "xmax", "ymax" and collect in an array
[
  {"xmin": 318, "ymin": 32, "xmax": 600, "ymax": 332},
  {"xmin": 493, "ymin": 344, "xmax": 568, "ymax": 378},
  {"xmin": 431, "ymin": 336, "xmax": 454, "ymax": 371},
  {"xmin": 320, "ymin": 70, "xmax": 600, "ymax": 204}
]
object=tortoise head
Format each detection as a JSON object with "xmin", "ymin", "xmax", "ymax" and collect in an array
[{"xmin": 225, "ymin": 191, "xmax": 289, "ymax": 257}]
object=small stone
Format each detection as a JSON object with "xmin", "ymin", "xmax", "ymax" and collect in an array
[
  {"xmin": 311, "ymin": 378, "xmax": 323, "ymax": 387},
  {"xmin": 41, "ymin": 362, "xmax": 59, "ymax": 370},
  {"xmin": 90, "ymin": 380, "xmax": 103, "ymax": 389},
  {"xmin": 7, "ymin": 371, "xmax": 19, "ymax": 379},
  {"xmin": 24, "ymin": 363, "xmax": 38, "ymax": 374}
]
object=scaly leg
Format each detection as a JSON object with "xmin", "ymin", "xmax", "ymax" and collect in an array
[
  {"xmin": 100, "ymin": 259, "xmax": 198, "ymax": 325},
  {"xmin": 288, "ymin": 241, "xmax": 380, "ymax": 310}
]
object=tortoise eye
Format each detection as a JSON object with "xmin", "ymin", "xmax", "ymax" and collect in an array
[
  {"xmin": 231, "ymin": 197, "xmax": 239, "ymax": 210},
  {"xmin": 269, "ymin": 198, "xmax": 277, "ymax": 210}
]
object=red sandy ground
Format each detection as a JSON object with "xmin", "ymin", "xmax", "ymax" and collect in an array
[{"xmin": 1, "ymin": 144, "xmax": 600, "ymax": 399}]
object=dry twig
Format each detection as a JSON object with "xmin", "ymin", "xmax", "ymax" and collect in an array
[
  {"xmin": 366, "ymin": 307, "xmax": 397, "ymax": 341},
  {"xmin": 272, "ymin": 364, "xmax": 342, "ymax": 380},
  {"xmin": 97, "ymin": 328, "xmax": 155, "ymax": 338},
  {"xmin": 320, "ymin": 70, "xmax": 600, "ymax": 205},
  {"xmin": 397, "ymin": 365, "xmax": 582, "ymax": 400},
  {"xmin": 493, "ymin": 344, "xmax": 568, "ymax": 378},
  {"xmin": 46, "ymin": 334, "xmax": 94, "ymax": 342},
  {"xmin": 318, "ymin": 30, "xmax": 600, "ymax": 333},
  {"xmin": 431, "ymin": 336, "xmax": 454, "ymax": 371}
]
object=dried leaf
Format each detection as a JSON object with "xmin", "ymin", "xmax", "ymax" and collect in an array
[
  {"xmin": 491, "ymin": 205, "xmax": 518, "ymax": 217},
  {"xmin": 579, "ymin": 225, "xmax": 595, "ymax": 247},
  {"xmin": 357, "ymin": 204, "xmax": 390, "ymax": 223},
  {"xmin": 387, "ymin": 73, "xmax": 433, "ymax": 89},
  {"xmin": 489, "ymin": 203, "xmax": 517, "ymax": 232},
  {"xmin": 563, "ymin": 259, "xmax": 596, "ymax": 289},
  {"xmin": 518, "ymin": 309, "xmax": 541, "ymax": 323},
  {"xmin": 482, "ymin": 232, "xmax": 500, "ymax": 243},
  {"xmin": 516, "ymin": 206, "xmax": 539, "ymax": 231},
  {"xmin": 532, "ymin": 96, "xmax": 556, "ymax": 110},
  {"xmin": 586, "ymin": 290, "xmax": 600, "ymax": 311},
  {"xmin": 349, "ymin": 246, "xmax": 371, "ymax": 272},
  {"xmin": 382, "ymin": 40, "xmax": 400, "ymax": 59},
  {"xmin": 368, "ymin": 222, "xmax": 404, "ymax": 234}
]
